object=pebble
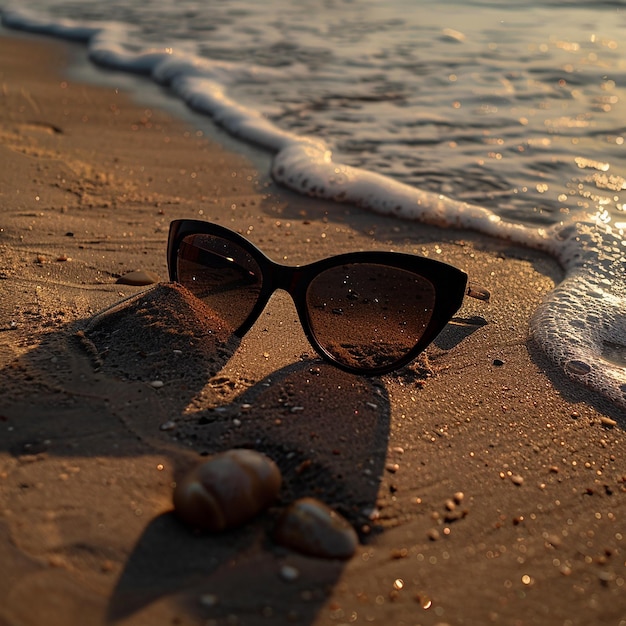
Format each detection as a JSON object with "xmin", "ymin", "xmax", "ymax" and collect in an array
[
  {"xmin": 414, "ymin": 592, "xmax": 433, "ymax": 609},
  {"xmin": 273, "ymin": 497, "xmax": 358, "ymax": 559},
  {"xmin": 598, "ymin": 570, "xmax": 615, "ymax": 585},
  {"xmin": 116, "ymin": 269, "xmax": 161, "ymax": 286},
  {"xmin": 543, "ymin": 533, "xmax": 562, "ymax": 548},
  {"xmin": 279, "ymin": 564, "xmax": 300, "ymax": 582},
  {"xmin": 362, "ymin": 506, "xmax": 380, "ymax": 520},
  {"xmin": 511, "ymin": 475, "xmax": 524, "ymax": 486},
  {"xmin": 199, "ymin": 594, "xmax": 218, "ymax": 607},
  {"xmin": 391, "ymin": 547, "xmax": 409, "ymax": 559},
  {"xmin": 150, "ymin": 380, "xmax": 164, "ymax": 388},
  {"xmin": 444, "ymin": 509, "xmax": 468, "ymax": 523},
  {"xmin": 159, "ymin": 420, "xmax": 177, "ymax": 431}
]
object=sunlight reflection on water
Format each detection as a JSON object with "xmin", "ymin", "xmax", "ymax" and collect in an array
[{"xmin": 18, "ymin": 0, "xmax": 626, "ymax": 227}]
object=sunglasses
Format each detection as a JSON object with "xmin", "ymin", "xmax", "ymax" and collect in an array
[{"xmin": 167, "ymin": 219, "xmax": 490, "ymax": 375}]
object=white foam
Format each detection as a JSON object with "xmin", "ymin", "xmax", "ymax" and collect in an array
[
  {"xmin": 3, "ymin": 7, "xmax": 624, "ymax": 412},
  {"xmin": 1, "ymin": 7, "xmax": 100, "ymax": 41}
]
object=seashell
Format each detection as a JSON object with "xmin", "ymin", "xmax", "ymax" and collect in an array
[
  {"xmin": 273, "ymin": 497, "xmax": 358, "ymax": 559},
  {"xmin": 173, "ymin": 449, "xmax": 281, "ymax": 531}
]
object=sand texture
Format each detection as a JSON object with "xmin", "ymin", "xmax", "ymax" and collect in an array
[{"xmin": 0, "ymin": 33, "xmax": 625, "ymax": 626}]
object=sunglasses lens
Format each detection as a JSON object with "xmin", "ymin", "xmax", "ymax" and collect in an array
[
  {"xmin": 306, "ymin": 263, "xmax": 436, "ymax": 370},
  {"xmin": 176, "ymin": 234, "xmax": 262, "ymax": 332}
]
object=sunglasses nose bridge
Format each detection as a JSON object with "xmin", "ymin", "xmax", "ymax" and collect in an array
[
  {"xmin": 266, "ymin": 264, "xmax": 310, "ymax": 325},
  {"xmin": 264, "ymin": 262, "xmax": 300, "ymax": 293}
]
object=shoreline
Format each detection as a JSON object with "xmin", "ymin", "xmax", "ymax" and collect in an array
[{"xmin": 1, "ymin": 32, "xmax": 624, "ymax": 626}]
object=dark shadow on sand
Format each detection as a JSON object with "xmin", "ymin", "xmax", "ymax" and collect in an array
[
  {"xmin": 106, "ymin": 358, "xmax": 391, "ymax": 624},
  {"xmin": 434, "ymin": 315, "xmax": 488, "ymax": 351},
  {"xmin": 0, "ymin": 282, "xmax": 392, "ymax": 625}
]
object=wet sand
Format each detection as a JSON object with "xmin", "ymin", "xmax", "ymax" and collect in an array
[{"xmin": 0, "ymin": 32, "xmax": 624, "ymax": 626}]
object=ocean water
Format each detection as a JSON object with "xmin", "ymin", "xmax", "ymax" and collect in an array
[{"xmin": 1, "ymin": 1, "xmax": 625, "ymax": 412}]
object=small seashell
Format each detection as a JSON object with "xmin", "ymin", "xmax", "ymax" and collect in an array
[
  {"xmin": 173, "ymin": 449, "xmax": 281, "ymax": 532},
  {"xmin": 273, "ymin": 497, "xmax": 358, "ymax": 560}
]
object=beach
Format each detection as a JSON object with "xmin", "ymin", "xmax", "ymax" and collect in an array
[{"xmin": 0, "ymin": 31, "xmax": 624, "ymax": 626}]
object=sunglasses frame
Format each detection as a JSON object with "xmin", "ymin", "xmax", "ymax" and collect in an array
[{"xmin": 167, "ymin": 219, "xmax": 483, "ymax": 375}]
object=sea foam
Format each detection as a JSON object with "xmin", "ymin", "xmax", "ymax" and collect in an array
[{"xmin": 3, "ymin": 7, "xmax": 624, "ymax": 412}]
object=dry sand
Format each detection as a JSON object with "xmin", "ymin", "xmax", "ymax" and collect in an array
[{"xmin": 0, "ymin": 32, "xmax": 624, "ymax": 626}]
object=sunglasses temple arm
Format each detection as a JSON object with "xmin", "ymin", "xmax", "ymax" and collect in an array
[{"xmin": 466, "ymin": 282, "xmax": 490, "ymax": 302}]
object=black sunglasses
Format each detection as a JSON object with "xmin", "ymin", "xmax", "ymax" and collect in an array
[{"xmin": 167, "ymin": 219, "xmax": 490, "ymax": 375}]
